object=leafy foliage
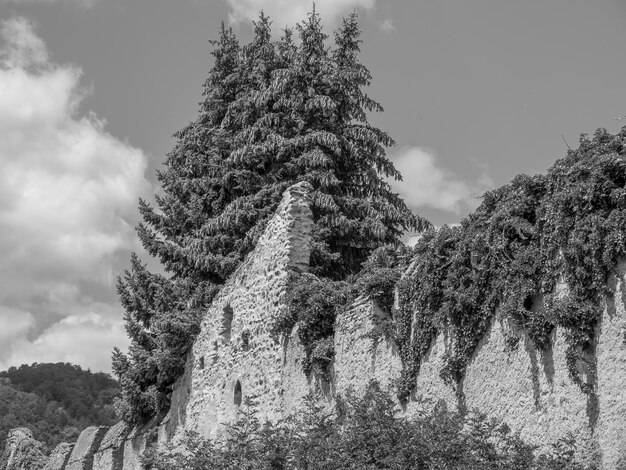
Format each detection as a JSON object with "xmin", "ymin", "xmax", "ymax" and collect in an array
[
  {"xmin": 0, "ymin": 363, "xmax": 118, "ymax": 451},
  {"xmin": 112, "ymin": 255, "xmax": 207, "ymax": 424},
  {"xmin": 147, "ymin": 381, "xmax": 588, "ymax": 470},
  {"xmin": 394, "ymin": 127, "xmax": 626, "ymax": 403},
  {"xmin": 137, "ymin": 9, "xmax": 425, "ymax": 285},
  {"xmin": 272, "ymin": 273, "xmax": 352, "ymax": 378},
  {"xmin": 272, "ymin": 247, "xmax": 410, "ymax": 379},
  {"xmin": 115, "ymin": 8, "xmax": 426, "ymax": 423},
  {"xmin": 354, "ymin": 246, "xmax": 413, "ymax": 316}
]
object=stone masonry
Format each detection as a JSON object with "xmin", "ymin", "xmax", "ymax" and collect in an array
[
  {"xmin": 3, "ymin": 181, "xmax": 626, "ymax": 469},
  {"xmin": 160, "ymin": 181, "xmax": 315, "ymax": 442},
  {"xmin": 44, "ymin": 443, "xmax": 74, "ymax": 470},
  {"xmin": 333, "ymin": 262, "xmax": 626, "ymax": 468},
  {"xmin": 1, "ymin": 429, "xmax": 47, "ymax": 470}
]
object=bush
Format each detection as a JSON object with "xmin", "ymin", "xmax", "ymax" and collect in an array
[{"xmin": 148, "ymin": 381, "xmax": 589, "ymax": 470}]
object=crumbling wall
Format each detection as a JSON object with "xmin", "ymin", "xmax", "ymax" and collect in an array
[
  {"xmin": 160, "ymin": 181, "xmax": 315, "ymax": 442},
  {"xmin": 333, "ymin": 296, "xmax": 402, "ymax": 396},
  {"xmin": 0, "ymin": 420, "xmax": 160, "ymax": 470},
  {"xmin": 5, "ymin": 182, "xmax": 625, "ymax": 470},
  {"xmin": 0, "ymin": 182, "xmax": 317, "ymax": 470},
  {"xmin": 65, "ymin": 426, "xmax": 108, "ymax": 470},
  {"xmin": 595, "ymin": 261, "xmax": 626, "ymax": 468},
  {"xmin": 44, "ymin": 443, "xmax": 73, "ymax": 470},
  {"xmin": 92, "ymin": 423, "xmax": 128, "ymax": 470},
  {"xmin": 0, "ymin": 428, "xmax": 47, "ymax": 470},
  {"xmin": 332, "ymin": 261, "xmax": 626, "ymax": 469}
]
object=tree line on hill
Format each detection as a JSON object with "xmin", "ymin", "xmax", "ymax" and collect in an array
[{"xmin": 0, "ymin": 363, "xmax": 119, "ymax": 451}]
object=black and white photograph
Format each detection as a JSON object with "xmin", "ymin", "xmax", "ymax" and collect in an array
[{"xmin": 0, "ymin": 0, "xmax": 625, "ymax": 468}]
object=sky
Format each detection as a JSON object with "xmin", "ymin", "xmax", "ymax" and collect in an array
[{"xmin": 0, "ymin": 0, "xmax": 624, "ymax": 374}]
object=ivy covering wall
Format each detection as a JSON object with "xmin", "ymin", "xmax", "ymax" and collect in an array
[
  {"xmin": 275, "ymin": 127, "xmax": 626, "ymax": 406},
  {"xmin": 395, "ymin": 127, "xmax": 626, "ymax": 403}
]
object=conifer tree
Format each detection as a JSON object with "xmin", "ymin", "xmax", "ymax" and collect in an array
[
  {"xmin": 114, "ymin": 9, "xmax": 427, "ymax": 424},
  {"xmin": 113, "ymin": 25, "xmax": 242, "ymax": 424}
]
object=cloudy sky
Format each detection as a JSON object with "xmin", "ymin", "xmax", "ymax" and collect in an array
[{"xmin": 0, "ymin": 0, "xmax": 624, "ymax": 374}]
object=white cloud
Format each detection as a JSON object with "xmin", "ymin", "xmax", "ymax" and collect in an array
[
  {"xmin": 0, "ymin": 17, "xmax": 49, "ymax": 69},
  {"xmin": 378, "ymin": 18, "xmax": 395, "ymax": 33},
  {"xmin": 0, "ymin": 17, "xmax": 149, "ymax": 373},
  {"xmin": 0, "ymin": 312, "xmax": 128, "ymax": 373},
  {"xmin": 222, "ymin": 0, "xmax": 376, "ymax": 27},
  {"xmin": 390, "ymin": 146, "xmax": 489, "ymax": 214}
]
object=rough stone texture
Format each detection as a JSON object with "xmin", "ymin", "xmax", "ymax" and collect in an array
[
  {"xmin": 279, "ymin": 326, "xmax": 317, "ymax": 416},
  {"xmin": 120, "ymin": 420, "xmax": 158, "ymax": 470},
  {"xmin": 332, "ymin": 263, "xmax": 626, "ymax": 469},
  {"xmin": 44, "ymin": 443, "xmax": 74, "ymax": 470},
  {"xmin": 161, "ymin": 181, "xmax": 315, "ymax": 441},
  {"xmin": 92, "ymin": 423, "xmax": 129, "ymax": 470},
  {"xmin": 596, "ymin": 261, "xmax": 626, "ymax": 468},
  {"xmin": 25, "ymin": 183, "xmax": 626, "ymax": 470},
  {"xmin": 65, "ymin": 426, "xmax": 108, "ymax": 470},
  {"xmin": 1, "ymin": 428, "xmax": 47, "ymax": 470},
  {"xmin": 333, "ymin": 296, "xmax": 402, "ymax": 396},
  {"xmin": 158, "ymin": 180, "xmax": 625, "ymax": 468},
  {"xmin": 407, "ymin": 315, "xmax": 593, "ymax": 444}
]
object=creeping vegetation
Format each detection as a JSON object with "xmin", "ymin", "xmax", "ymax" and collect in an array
[
  {"xmin": 272, "ymin": 274, "xmax": 352, "ymax": 377},
  {"xmin": 395, "ymin": 127, "xmax": 626, "ymax": 403},
  {"xmin": 273, "ymin": 247, "xmax": 411, "ymax": 379}
]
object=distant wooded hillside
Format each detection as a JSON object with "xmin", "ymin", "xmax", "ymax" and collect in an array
[{"xmin": 0, "ymin": 363, "xmax": 119, "ymax": 451}]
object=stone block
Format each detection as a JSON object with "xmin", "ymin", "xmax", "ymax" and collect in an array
[
  {"xmin": 1, "ymin": 428, "xmax": 47, "ymax": 470},
  {"xmin": 92, "ymin": 422, "xmax": 129, "ymax": 470},
  {"xmin": 65, "ymin": 426, "xmax": 108, "ymax": 470},
  {"xmin": 121, "ymin": 426, "xmax": 154, "ymax": 470},
  {"xmin": 44, "ymin": 442, "xmax": 74, "ymax": 470}
]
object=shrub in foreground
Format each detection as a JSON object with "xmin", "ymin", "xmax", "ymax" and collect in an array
[{"xmin": 147, "ymin": 382, "xmax": 589, "ymax": 470}]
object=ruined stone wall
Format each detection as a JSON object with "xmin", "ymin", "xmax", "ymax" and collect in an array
[
  {"xmin": 1, "ymin": 420, "xmax": 157, "ymax": 470},
  {"xmin": 332, "ymin": 261, "xmax": 626, "ymax": 469},
  {"xmin": 1, "ymin": 428, "xmax": 47, "ymax": 470},
  {"xmin": 159, "ymin": 181, "xmax": 315, "ymax": 442},
  {"xmin": 5, "ymin": 182, "xmax": 626, "ymax": 470},
  {"xmin": 0, "ymin": 182, "xmax": 318, "ymax": 470},
  {"xmin": 333, "ymin": 296, "xmax": 402, "ymax": 396}
]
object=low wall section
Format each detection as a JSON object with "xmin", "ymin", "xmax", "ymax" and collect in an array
[{"xmin": 333, "ymin": 262, "xmax": 626, "ymax": 469}]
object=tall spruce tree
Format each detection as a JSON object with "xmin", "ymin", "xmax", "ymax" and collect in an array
[{"xmin": 114, "ymin": 9, "xmax": 427, "ymax": 424}]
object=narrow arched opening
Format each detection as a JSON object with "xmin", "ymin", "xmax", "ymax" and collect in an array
[{"xmin": 234, "ymin": 380, "xmax": 242, "ymax": 406}]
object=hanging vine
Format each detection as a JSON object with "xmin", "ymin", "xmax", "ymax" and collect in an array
[{"xmin": 394, "ymin": 127, "xmax": 626, "ymax": 404}]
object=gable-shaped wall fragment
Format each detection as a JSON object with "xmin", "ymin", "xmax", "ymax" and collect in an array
[{"xmin": 160, "ymin": 182, "xmax": 314, "ymax": 441}]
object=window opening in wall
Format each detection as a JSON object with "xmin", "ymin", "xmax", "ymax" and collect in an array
[
  {"xmin": 221, "ymin": 305, "xmax": 234, "ymax": 343},
  {"xmin": 234, "ymin": 380, "xmax": 242, "ymax": 406},
  {"xmin": 199, "ymin": 356, "xmax": 205, "ymax": 370},
  {"xmin": 212, "ymin": 340, "xmax": 219, "ymax": 364},
  {"xmin": 523, "ymin": 296, "xmax": 534, "ymax": 311}
]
